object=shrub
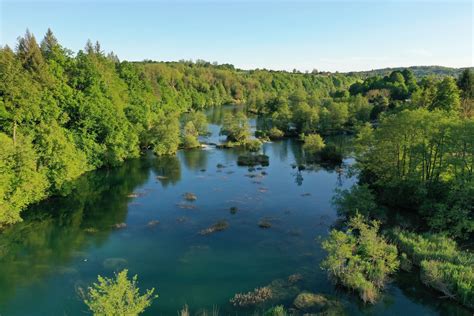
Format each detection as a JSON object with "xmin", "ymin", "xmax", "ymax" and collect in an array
[
  {"xmin": 391, "ymin": 230, "xmax": 474, "ymax": 308},
  {"xmin": 420, "ymin": 260, "xmax": 474, "ymax": 309},
  {"xmin": 303, "ymin": 133, "xmax": 325, "ymax": 156},
  {"xmin": 268, "ymin": 127, "xmax": 285, "ymax": 139},
  {"xmin": 321, "ymin": 214, "xmax": 399, "ymax": 303},
  {"xmin": 82, "ymin": 269, "xmax": 157, "ymax": 315},
  {"xmin": 245, "ymin": 139, "xmax": 262, "ymax": 152}
]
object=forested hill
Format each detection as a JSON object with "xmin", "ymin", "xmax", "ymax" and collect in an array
[{"xmin": 348, "ymin": 65, "xmax": 471, "ymax": 78}]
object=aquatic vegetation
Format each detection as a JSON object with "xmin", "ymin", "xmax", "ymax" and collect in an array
[
  {"xmin": 230, "ymin": 286, "xmax": 273, "ymax": 307},
  {"xmin": 266, "ymin": 278, "xmax": 300, "ymax": 302},
  {"xmin": 391, "ymin": 230, "xmax": 474, "ymax": 308},
  {"xmin": 258, "ymin": 219, "xmax": 272, "ymax": 229},
  {"xmin": 293, "ymin": 292, "xmax": 344, "ymax": 314},
  {"xmin": 264, "ymin": 305, "xmax": 287, "ymax": 316},
  {"xmin": 82, "ymin": 269, "xmax": 157, "ymax": 315},
  {"xmin": 321, "ymin": 214, "xmax": 399, "ymax": 304},
  {"xmin": 183, "ymin": 192, "xmax": 197, "ymax": 201},
  {"xmin": 229, "ymin": 206, "xmax": 238, "ymax": 214},
  {"xmin": 288, "ymin": 273, "xmax": 303, "ymax": 284},
  {"xmin": 237, "ymin": 154, "xmax": 270, "ymax": 167},
  {"xmin": 199, "ymin": 220, "xmax": 229, "ymax": 235}
]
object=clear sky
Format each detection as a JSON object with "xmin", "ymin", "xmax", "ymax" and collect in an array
[{"xmin": 1, "ymin": 0, "xmax": 472, "ymax": 72}]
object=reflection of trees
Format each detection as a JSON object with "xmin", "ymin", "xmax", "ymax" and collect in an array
[
  {"xmin": 150, "ymin": 155, "xmax": 181, "ymax": 187},
  {"xmin": 181, "ymin": 149, "xmax": 208, "ymax": 171},
  {"xmin": 205, "ymin": 104, "xmax": 247, "ymax": 125},
  {"xmin": 0, "ymin": 158, "xmax": 151, "ymax": 304},
  {"xmin": 289, "ymin": 139, "xmax": 305, "ymax": 166}
]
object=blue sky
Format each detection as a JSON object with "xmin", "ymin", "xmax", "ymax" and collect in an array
[{"xmin": 1, "ymin": 0, "xmax": 472, "ymax": 72}]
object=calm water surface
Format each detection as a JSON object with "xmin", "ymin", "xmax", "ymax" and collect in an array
[{"xmin": 0, "ymin": 106, "xmax": 470, "ymax": 315}]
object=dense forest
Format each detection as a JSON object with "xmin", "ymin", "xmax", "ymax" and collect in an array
[
  {"xmin": 348, "ymin": 65, "xmax": 471, "ymax": 79},
  {"xmin": 0, "ymin": 29, "xmax": 355, "ymax": 227},
  {"xmin": 0, "ymin": 29, "xmax": 473, "ymax": 312}
]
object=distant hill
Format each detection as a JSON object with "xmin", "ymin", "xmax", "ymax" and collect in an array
[{"xmin": 346, "ymin": 66, "xmax": 472, "ymax": 78}]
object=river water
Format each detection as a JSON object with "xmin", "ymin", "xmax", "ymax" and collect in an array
[{"xmin": 0, "ymin": 106, "xmax": 469, "ymax": 315}]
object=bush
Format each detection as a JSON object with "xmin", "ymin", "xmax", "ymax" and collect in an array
[
  {"xmin": 82, "ymin": 269, "xmax": 157, "ymax": 315},
  {"xmin": 391, "ymin": 230, "xmax": 474, "ymax": 309},
  {"xmin": 421, "ymin": 260, "xmax": 474, "ymax": 309},
  {"xmin": 303, "ymin": 133, "xmax": 325, "ymax": 156},
  {"xmin": 321, "ymin": 214, "xmax": 399, "ymax": 303},
  {"xmin": 245, "ymin": 139, "xmax": 262, "ymax": 152},
  {"xmin": 268, "ymin": 127, "xmax": 285, "ymax": 139}
]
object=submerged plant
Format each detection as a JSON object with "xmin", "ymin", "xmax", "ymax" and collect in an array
[
  {"xmin": 230, "ymin": 286, "xmax": 273, "ymax": 307},
  {"xmin": 199, "ymin": 220, "xmax": 229, "ymax": 235}
]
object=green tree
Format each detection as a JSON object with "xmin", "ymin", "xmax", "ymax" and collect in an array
[
  {"xmin": 83, "ymin": 269, "xmax": 158, "ymax": 316},
  {"xmin": 431, "ymin": 77, "xmax": 460, "ymax": 112},
  {"xmin": 220, "ymin": 112, "xmax": 251, "ymax": 143},
  {"xmin": 0, "ymin": 133, "xmax": 48, "ymax": 227},
  {"xmin": 303, "ymin": 133, "xmax": 325, "ymax": 156},
  {"xmin": 182, "ymin": 121, "xmax": 200, "ymax": 148}
]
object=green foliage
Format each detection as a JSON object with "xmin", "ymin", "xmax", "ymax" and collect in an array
[
  {"xmin": 303, "ymin": 133, "xmax": 325, "ymax": 156},
  {"xmin": 181, "ymin": 121, "xmax": 200, "ymax": 149},
  {"xmin": 83, "ymin": 269, "xmax": 158, "ymax": 315},
  {"xmin": 420, "ymin": 260, "xmax": 473, "ymax": 309},
  {"xmin": 183, "ymin": 111, "xmax": 208, "ymax": 136},
  {"xmin": 0, "ymin": 133, "xmax": 48, "ymax": 227},
  {"xmin": 245, "ymin": 139, "xmax": 262, "ymax": 152},
  {"xmin": 333, "ymin": 184, "xmax": 378, "ymax": 219},
  {"xmin": 391, "ymin": 230, "xmax": 474, "ymax": 308},
  {"xmin": 1, "ymin": 29, "xmax": 470, "ymax": 231},
  {"xmin": 321, "ymin": 214, "xmax": 399, "ymax": 303},
  {"xmin": 220, "ymin": 112, "xmax": 251, "ymax": 143},
  {"xmin": 354, "ymin": 108, "xmax": 473, "ymax": 237},
  {"xmin": 267, "ymin": 127, "xmax": 284, "ymax": 139}
]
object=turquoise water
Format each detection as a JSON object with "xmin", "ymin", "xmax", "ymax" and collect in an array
[{"xmin": 0, "ymin": 106, "xmax": 470, "ymax": 315}]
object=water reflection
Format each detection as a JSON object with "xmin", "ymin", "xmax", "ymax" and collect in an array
[{"xmin": 0, "ymin": 158, "xmax": 151, "ymax": 304}]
